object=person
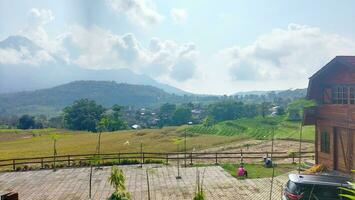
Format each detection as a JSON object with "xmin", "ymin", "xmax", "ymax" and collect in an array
[
  {"xmin": 264, "ymin": 157, "xmax": 272, "ymax": 168},
  {"xmin": 237, "ymin": 165, "xmax": 248, "ymax": 178}
]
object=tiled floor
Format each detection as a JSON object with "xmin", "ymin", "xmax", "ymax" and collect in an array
[{"xmin": 0, "ymin": 165, "xmax": 288, "ymax": 200}]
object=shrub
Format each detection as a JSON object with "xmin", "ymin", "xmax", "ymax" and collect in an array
[
  {"xmin": 119, "ymin": 159, "xmax": 140, "ymax": 165},
  {"xmin": 144, "ymin": 159, "xmax": 163, "ymax": 164},
  {"xmin": 108, "ymin": 166, "xmax": 131, "ymax": 200},
  {"xmin": 193, "ymin": 168, "xmax": 206, "ymax": 200},
  {"xmin": 23, "ymin": 165, "xmax": 29, "ymax": 171}
]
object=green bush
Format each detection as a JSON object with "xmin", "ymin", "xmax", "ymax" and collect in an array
[{"xmin": 119, "ymin": 159, "xmax": 140, "ymax": 165}]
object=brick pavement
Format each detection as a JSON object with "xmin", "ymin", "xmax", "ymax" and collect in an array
[{"xmin": 0, "ymin": 165, "xmax": 289, "ymax": 200}]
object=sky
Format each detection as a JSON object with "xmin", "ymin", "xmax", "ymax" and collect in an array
[{"xmin": 1, "ymin": 0, "xmax": 355, "ymax": 94}]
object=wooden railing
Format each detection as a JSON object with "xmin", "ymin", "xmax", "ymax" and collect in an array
[{"xmin": 0, "ymin": 150, "xmax": 314, "ymax": 171}]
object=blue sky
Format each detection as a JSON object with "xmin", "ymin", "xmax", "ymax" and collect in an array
[{"xmin": 1, "ymin": 0, "xmax": 355, "ymax": 94}]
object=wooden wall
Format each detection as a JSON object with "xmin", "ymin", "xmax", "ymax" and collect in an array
[{"xmin": 316, "ymin": 118, "xmax": 355, "ymax": 173}]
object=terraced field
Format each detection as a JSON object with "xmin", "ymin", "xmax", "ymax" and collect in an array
[{"xmin": 186, "ymin": 117, "xmax": 314, "ymax": 141}]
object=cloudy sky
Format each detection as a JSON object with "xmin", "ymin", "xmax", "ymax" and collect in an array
[{"xmin": 1, "ymin": 0, "xmax": 355, "ymax": 94}]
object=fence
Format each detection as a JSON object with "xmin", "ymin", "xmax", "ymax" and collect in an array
[{"xmin": 0, "ymin": 150, "xmax": 314, "ymax": 171}]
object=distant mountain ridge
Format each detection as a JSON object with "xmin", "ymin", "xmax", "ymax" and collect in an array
[
  {"xmin": 0, "ymin": 80, "xmax": 184, "ymax": 116},
  {"xmin": 0, "ymin": 35, "xmax": 189, "ymax": 95},
  {"xmin": 0, "ymin": 80, "xmax": 307, "ymax": 116}
]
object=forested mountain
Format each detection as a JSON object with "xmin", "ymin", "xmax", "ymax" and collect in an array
[
  {"xmin": 0, "ymin": 81, "xmax": 186, "ymax": 116},
  {"xmin": 0, "ymin": 79, "xmax": 308, "ymax": 116}
]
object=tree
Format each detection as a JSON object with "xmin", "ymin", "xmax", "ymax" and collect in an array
[
  {"xmin": 158, "ymin": 103, "xmax": 176, "ymax": 126},
  {"xmin": 50, "ymin": 133, "xmax": 60, "ymax": 171},
  {"xmin": 172, "ymin": 107, "xmax": 192, "ymax": 125},
  {"xmin": 63, "ymin": 99, "xmax": 106, "ymax": 132},
  {"xmin": 260, "ymin": 102, "xmax": 271, "ymax": 118},
  {"xmin": 18, "ymin": 114, "xmax": 35, "ymax": 129},
  {"xmin": 202, "ymin": 116, "xmax": 214, "ymax": 127},
  {"xmin": 206, "ymin": 100, "xmax": 262, "ymax": 122},
  {"xmin": 287, "ymin": 98, "xmax": 316, "ymax": 121},
  {"xmin": 48, "ymin": 116, "xmax": 64, "ymax": 128},
  {"xmin": 108, "ymin": 167, "xmax": 131, "ymax": 200},
  {"xmin": 107, "ymin": 105, "xmax": 127, "ymax": 131}
]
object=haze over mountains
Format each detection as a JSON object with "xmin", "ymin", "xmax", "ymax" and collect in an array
[{"xmin": 0, "ymin": 35, "xmax": 188, "ymax": 95}]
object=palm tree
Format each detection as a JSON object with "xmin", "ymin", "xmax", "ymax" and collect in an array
[
  {"xmin": 96, "ymin": 117, "xmax": 109, "ymax": 169},
  {"xmin": 50, "ymin": 133, "xmax": 59, "ymax": 171}
]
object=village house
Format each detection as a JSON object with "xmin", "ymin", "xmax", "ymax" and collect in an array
[{"xmin": 304, "ymin": 56, "xmax": 355, "ymax": 173}]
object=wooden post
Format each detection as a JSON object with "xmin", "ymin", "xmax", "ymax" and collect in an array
[
  {"xmin": 140, "ymin": 143, "xmax": 143, "ymax": 168},
  {"xmin": 67, "ymin": 155, "xmax": 71, "ymax": 166},
  {"xmin": 292, "ymin": 154, "xmax": 295, "ymax": 164},
  {"xmin": 215, "ymin": 153, "xmax": 218, "ymax": 165},
  {"xmin": 298, "ymin": 123, "xmax": 303, "ymax": 174},
  {"xmin": 146, "ymin": 169, "xmax": 151, "ymax": 200},
  {"xmin": 269, "ymin": 127, "xmax": 275, "ymax": 200},
  {"xmin": 166, "ymin": 154, "xmax": 169, "ymax": 165},
  {"xmin": 143, "ymin": 153, "xmax": 145, "ymax": 164},
  {"xmin": 89, "ymin": 165, "xmax": 92, "ymax": 199},
  {"xmin": 12, "ymin": 159, "xmax": 15, "ymax": 171},
  {"xmin": 240, "ymin": 149, "xmax": 243, "ymax": 164},
  {"xmin": 190, "ymin": 152, "xmax": 193, "ymax": 165},
  {"xmin": 41, "ymin": 158, "xmax": 44, "ymax": 169}
]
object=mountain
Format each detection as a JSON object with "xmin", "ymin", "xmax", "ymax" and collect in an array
[
  {"xmin": 0, "ymin": 80, "xmax": 185, "ymax": 116},
  {"xmin": 0, "ymin": 35, "xmax": 189, "ymax": 95}
]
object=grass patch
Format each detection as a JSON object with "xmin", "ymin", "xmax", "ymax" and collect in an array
[{"xmin": 221, "ymin": 163, "xmax": 297, "ymax": 179}]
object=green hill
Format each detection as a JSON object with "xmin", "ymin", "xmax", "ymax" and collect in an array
[{"xmin": 0, "ymin": 81, "xmax": 183, "ymax": 116}]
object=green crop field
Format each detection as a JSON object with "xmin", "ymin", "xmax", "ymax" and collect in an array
[{"xmin": 186, "ymin": 116, "xmax": 315, "ymax": 141}]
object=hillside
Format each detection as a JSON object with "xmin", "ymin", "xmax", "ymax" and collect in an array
[{"xmin": 0, "ymin": 81, "xmax": 183, "ymax": 116}]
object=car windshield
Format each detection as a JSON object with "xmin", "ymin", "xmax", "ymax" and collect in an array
[{"xmin": 288, "ymin": 182, "xmax": 349, "ymax": 200}]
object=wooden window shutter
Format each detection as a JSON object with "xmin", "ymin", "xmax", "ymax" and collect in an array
[{"xmin": 323, "ymin": 87, "xmax": 332, "ymax": 104}]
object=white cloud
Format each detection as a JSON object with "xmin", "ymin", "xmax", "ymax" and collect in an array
[
  {"xmin": 171, "ymin": 8, "xmax": 188, "ymax": 24},
  {"xmin": 221, "ymin": 23, "xmax": 355, "ymax": 82},
  {"xmin": 18, "ymin": 8, "xmax": 58, "ymax": 54},
  {"xmin": 105, "ymin": 0, "xmax": 163, "ymax": 27},
  {"xmin": 28, "ymin": 8, "xmax": 54, "ymax": 26},
  {"xmin": 0, "ymin": 47, "xmax": 53, "ymax": 66},
  {"xmin": 60, "ymin": 25, "xmax": 198, "ymax": 81}
]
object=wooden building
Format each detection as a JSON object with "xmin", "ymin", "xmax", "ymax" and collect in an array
[{"xmin": 304, "ymin": 56, "xmax": 355, "ymax": 173}]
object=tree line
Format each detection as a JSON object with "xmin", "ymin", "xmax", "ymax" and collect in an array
[{"xmin": 0, "ymin": 97, "xmax": 313, "ymax": 131}]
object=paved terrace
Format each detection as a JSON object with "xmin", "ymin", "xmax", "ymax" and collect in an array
[{"xmin": 0, "ymin": 165, "xmax": 288, "ymax": 200}]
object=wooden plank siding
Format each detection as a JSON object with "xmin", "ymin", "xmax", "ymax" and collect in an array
[{"xmin": 306, "ymin": 56, "xmax": 355, "ymax": 174}]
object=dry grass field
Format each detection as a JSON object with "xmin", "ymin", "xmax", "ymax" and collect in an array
[{"xmin": 0, "ymin": 127, "xmax": 245, "ymax": 160}]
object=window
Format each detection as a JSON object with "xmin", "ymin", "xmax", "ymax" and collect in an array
[
  {"xmin": 350, "ymin": 87, "xmax": 355, "ymax": 104},
  {"xmin": 332, "ymin": 86, "xmax": 348, "ymax": 104},
  {"xmin": 320, "ymin": 132, "xmax": 330, "ymax": 153},
  {"xmin": 323, "ymin": 87, "xmax": 332, "ymax": 104}
]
